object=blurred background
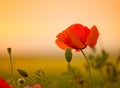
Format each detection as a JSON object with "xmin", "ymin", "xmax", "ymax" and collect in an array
[
  {"xmin": 0, "ymin": 0, "xmax": 120, "ymax": 87},
  {"xmin": 0, "ymin": 0, "xmax": 120, "ymax": 56}
]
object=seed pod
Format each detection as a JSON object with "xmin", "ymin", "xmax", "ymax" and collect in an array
[
  {"xmin": 7, "ymin": 48, "xmax": 11, "ymax": 55},
  {"xmin": 17, "ymin": 78, "xmax": 25, "ymax": 85}
]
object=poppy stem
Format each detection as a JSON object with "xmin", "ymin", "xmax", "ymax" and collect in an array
[
  {"xmin": 68, "ymin": 62, "xmax": 71, "ymax": 69},
  {"xmin": 81, "ymin": 49, "xmax": 93, "ymax": 87},
  {"xmin": 28, "ymin": 76, "xmax": 36, "ymax": 84},
  {"xmin": 7, "ymin": 48, "xmax": 17, "ymax": 88}
]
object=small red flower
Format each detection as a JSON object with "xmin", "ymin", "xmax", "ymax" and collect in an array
[
  {"xmin": 55, "ymin": 24, "xmax": 99, "ymax": 51},
  {"xmin": 0, "ymin": 78, "xmax": 12, "ymax": 88},
  {"xmin": 24, "ymin": 84, "xmax": 41, "ymax": 88}
]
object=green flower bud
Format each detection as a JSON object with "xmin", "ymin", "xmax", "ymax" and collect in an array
[
  {"xmin": 7, "ymin": 48, "xmax": 11, "ymax": 55},
  {"xmin": 65, "ymin": 48, "xmax": 72, "ymax": 62},
  {"xmin": 17, "ymin": 69, "xmax": 28, "ymax": 77}
]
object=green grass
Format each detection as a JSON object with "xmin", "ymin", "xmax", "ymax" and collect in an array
[
  {"xmin": 0, "ymin": 55, "xmax": 87, "ymax": 87},
  {"xmin": 1, "ymin": 55, "xmax": 120, "ymax": 88}
]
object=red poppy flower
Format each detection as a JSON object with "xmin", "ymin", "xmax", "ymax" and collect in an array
[
  {"xmin": 24, "ymin": 84, "xmax": 41, "ymax": 88},
  {"xmin": 0, "ymin": 78, "xmax": 12, "ymax": 88},
  {"xmin": 55, "ymin": 23, "xmax": 99, "ymax": 51}
]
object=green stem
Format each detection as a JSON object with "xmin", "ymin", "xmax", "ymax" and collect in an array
[
  {"xmin": 9, "ymin": 54, "xmax": 14, "ymax": 80},
  {"xmin": 81, "ymin": 49, "xmax": 92, "ymax": 86},
  {"xmin": 68, "ymin": 62, "xmax": 71, "ymax": 69},
  {"xmin": 28, "ymin": 76, "xmax": 36, "ymax": 84},
  {"xmin": 9, "ymin": 53, "xmax": 17, "ymax": 88}
]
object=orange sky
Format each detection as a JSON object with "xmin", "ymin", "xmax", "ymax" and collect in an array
[{"xmin": 0, "ymin": 0, "xmax": 120, "ymax": 55}]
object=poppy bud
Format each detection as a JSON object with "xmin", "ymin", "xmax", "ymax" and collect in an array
[
  {"xmin": 7, "ymin": 48, "xmax": 11, "ymax": 55},
  {"xmin": 17, "ymin": 69, "xmax": 28, "ymax": 77},
  {"xmin": 65, "ymin": 48, "xmax": 72, "ymax": 62}
]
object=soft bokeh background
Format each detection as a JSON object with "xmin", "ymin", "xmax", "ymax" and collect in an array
[
  {"xmin": 0, "ymin": 0, "xmax": 120, "ymax": 56},
  {"xmin": 0, "ymin": 1, "xmax": 120, "ymax": 87}
]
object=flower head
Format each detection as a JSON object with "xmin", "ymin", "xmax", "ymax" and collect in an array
[
  {"xmin": 0, "ymin": 78, "xmax": 12, "ymax": 88},
  {"xmin": 55, "ymin": 24, "xmax": 99, "ymax": 51}
]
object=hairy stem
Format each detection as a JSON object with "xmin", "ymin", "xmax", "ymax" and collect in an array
[
  {"xmin": 28, "ymin": 76, "xmax": 36, "ymax": 84},
  {"xmin": 81, "ymin": 49, "xmax": 93, "ymax": 87},
  {"xmin": 9, "ymin": 52, "xmax": 17, "ymax": 88},
  {"xmin": 68, "ymin": 62, "xmax": 71, "ymax": 69}
]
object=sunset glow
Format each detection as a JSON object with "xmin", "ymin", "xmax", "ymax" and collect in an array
[{"xmin": 0, "ymin": 0, "xmax": 120, "ymax": 55}]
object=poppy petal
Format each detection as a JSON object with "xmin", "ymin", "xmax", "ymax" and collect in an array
[
  {"xmin": 85, "ymin": 25, "xmax": 99, "ymax": 47},
  {"xmin": 56, "ymin": 30, "xmax": 69, "ymax": 42},
  {"xmin": 66, "ymin": 24, "xmax": 90, "ymax": 44},
  {"xmin": 33, "ymin": 84, "xmax": 41, "ymax": 88},
  {"xmin": 55, "ymin": 39, "xmax": 72, "ymax": 50},
  {"xmin": 69, "ymin": 30, "xmax": 86, "ymax": 49}
]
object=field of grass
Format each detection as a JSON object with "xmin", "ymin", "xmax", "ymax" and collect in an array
[
  {"xmin": 1, "ymin": 53, "xmax": 120, "ymax": 88},
  {"xmin": 0, "ymin": 54, "xmax": 89, "ymax": 87},
  {"xmin": 0, "ymin": 54, "xmax": 85, "ymax": 74}
]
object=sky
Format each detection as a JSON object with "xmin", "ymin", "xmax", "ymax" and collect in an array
[{"xmin": 0, "ymin": 0, "xmax": 120, "ymax": 55}]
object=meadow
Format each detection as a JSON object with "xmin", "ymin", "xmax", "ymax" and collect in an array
[{"xmin": 1, "ymin": 48, "xmax": 120, "ymax": 88}]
